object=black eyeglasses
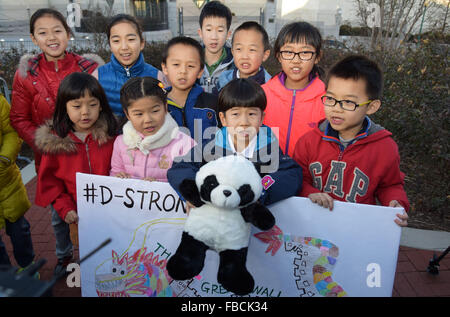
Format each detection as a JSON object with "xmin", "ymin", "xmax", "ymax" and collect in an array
[
  {"xmin": 321, "ymin": 96, "xmax": 372, "ymax": 111},
  {"xmin": 279, "ymin": 51, "xmax": 316, "ymax": 61}
]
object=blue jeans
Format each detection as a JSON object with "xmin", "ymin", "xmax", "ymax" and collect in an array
[
  {"xmin": 0, "ymin": 216, "xmax": 35, "ymax": 268},
  {"xmin": 50, "ymin": 205, "xmax": 73, "ymax": 260}
]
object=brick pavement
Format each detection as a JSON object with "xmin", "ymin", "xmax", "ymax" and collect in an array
[{"xmin": 1, "ymin": 177, "xmax": 449, "ymax": 297}]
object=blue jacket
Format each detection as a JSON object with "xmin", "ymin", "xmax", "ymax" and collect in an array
[
  {"xmin": 217, "ymin": 67, "xmax": 272, "ymax": 92},
  {"xmin": 167, "ymin": 83, "xmax": 218, "ymax": 141},
  {"xmin": 167, "ymin": 125, "xmax": 302, "ymax": 206},
  {"xmin": 97, "ymin": 53, "xmax": 160, "ymax": 116}
]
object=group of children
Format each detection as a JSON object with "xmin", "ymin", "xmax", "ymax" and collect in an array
[{"xmin": 1, "ymin": 1, "xmax": 408, "ymax": 280}]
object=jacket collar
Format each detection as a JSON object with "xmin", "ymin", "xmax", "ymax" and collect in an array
[
  {"xmin": 19, "ymin": 52, "xmax": 100, "ymax": 78},
  {"xmin": 29, "ymin": 52, "xmax": 75, "ymax": 76},
  {"xmin": 166, "ymin": 83, "xmax": 204, "ymax": 109},
  {"xmin": 278, "ymin": 71, "xmax": 317, "ymax": 92},
  {"xmin": 319, "ymin": 116, "xmax": 388, "ymax": 147},
  {"xmin": 34, "ymin": 116, "xmax": 112, "ymax": 154},
  {"xmin": 266, "ymin": 72, "xmax": 325, "ymax": 102},
  {"xmin": 234, "ymin": 67, "xmax": 267, "ymax": 85},
  {"xmin": 110, "ymin": 52, "xmax": 145, "ymax": 76},
  {"xmin": 202, "ymin": 45, "xmax": 234, "ymax": 76},
  {"xmin": 214, "ymin": 125, "xmax": 278, "ymax": 153}
]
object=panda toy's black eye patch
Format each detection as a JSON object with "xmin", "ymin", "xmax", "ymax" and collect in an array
[
  {"xmin": 238, "ymin": 184, "xmax": 255, "ymax": 206},
  {"xmin": 200, "ymin": 175, "xmax": 219, "ymax": 202}
]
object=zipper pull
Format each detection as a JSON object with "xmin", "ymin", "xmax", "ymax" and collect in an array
[
  {"xmin": 338, "ymin": 148, "xmax": 344, "ymax": 161},
  {"xmin": 291, "ymin": 90, "xmax": 296, "ymax": 110},
  {"xmin": 125, "ymin": 67, "xmax": 130, "ymax": 77}
]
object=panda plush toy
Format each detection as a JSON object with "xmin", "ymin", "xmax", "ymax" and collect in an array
[{"xmin": 166, "ymin": 155, "xmax": 275, "ymax": 295}]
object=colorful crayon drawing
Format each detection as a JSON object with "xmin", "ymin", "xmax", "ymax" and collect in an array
[
  {"xmin": 92, "ymin": 219, "xmax": 346, "ymax": 297},
  {"xmin": 94, "ymin": 218, "xmax": 185, "ymax": 297},
  {"xmin": 95, "ymin": 247, "xmax": 175, "ymax": 297},
  {"xmin": 254, "ymin": 225, "xmax": 347, "ymax": 297}
]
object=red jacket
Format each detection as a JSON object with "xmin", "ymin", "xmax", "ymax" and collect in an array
[
  {"xmin": 10, "ymin": 52, "xmax": 101, "ymax": 171},
  {"xmin": 262, "ymin": 72, "xmax": 325, "ymax": 157},
  {"xmin": 293, "ymin": 118, "xmax": 410, "ymax": 211},
  {"xmin": 34, "ymin": 118, "xmax": 115, "ymax": 221}
]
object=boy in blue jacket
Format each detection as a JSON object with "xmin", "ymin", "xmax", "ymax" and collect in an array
[
  {"xmin": 217, "ymin": 21, "xmax": 272, "ymax": 92},
  {"xmin": 161, "ymin": 36, "xmax": 219, "ymax": 141},
  {"xmin": 168, "ymin": 78, "xmax": 302, "ymax": 211}
]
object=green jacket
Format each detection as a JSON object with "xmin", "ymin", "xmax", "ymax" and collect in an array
[{"xmin": 0, "ymin": 94, "xmax": 31, "ymax": 228}]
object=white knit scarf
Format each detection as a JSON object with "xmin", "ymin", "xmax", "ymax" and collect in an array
[{"xmin": 122, "ymin": 113, "xmax": 179, "ymax": 155}]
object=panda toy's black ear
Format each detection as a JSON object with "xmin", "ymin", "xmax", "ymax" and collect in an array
[{"xmin": 179, "ymin": 179, "xmax": 204, "ymax": 207}]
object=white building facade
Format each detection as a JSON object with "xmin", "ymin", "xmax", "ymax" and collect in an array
[
  {"xmin": 0, "ymin": 0, "xmax": 442, "ymax": 41},
  {"xmin": 0, "ymin": 0, "xmax": 360, "ymax": 40}
]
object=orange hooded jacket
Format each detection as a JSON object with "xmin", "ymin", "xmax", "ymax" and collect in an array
[{"xmin": 262, "ymin": 73, "xmax": 326, "ymax": 157}]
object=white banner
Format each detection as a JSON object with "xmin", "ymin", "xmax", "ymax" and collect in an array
[{"xmin": 76, "ymin": 173, "xmax": 401, "ymax": 297}]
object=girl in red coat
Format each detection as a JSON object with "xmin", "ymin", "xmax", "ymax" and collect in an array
[
  {"xmin": 35, "ymin": 73, "xmax": 118, "ymax": 275},
  {"xmin": 10, "ymin": 8, "xmax": 103, "ymax": 173},
  {"xmin": 262, "ymin": 22, "xmax": 326, "ymax": 157}
]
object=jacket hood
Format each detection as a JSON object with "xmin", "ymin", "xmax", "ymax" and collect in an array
[
  {"xmin": 34, "ymin": 116, "xmax": 112, "ymax": 154},
  {"xmin": 222, "ymin": 45, "xmax": 234, "ymax": 65},
  {"xmin": 82, "ymin": 53, "xmax": 105, "ymax": 67},
  {"xmin": 264, "ymin": 73, "xmax": 325, "ymax": 102},
  {"xmin": 18, "ymin": 52, "xmax": 105, "ymax": 78},
  {"xmin": 18, "ymin": 53, "xmax": 35, "ymax": 78},
  {"xmin": 317, "ymin": 117, "xmax": 391, "ymax": 145}
]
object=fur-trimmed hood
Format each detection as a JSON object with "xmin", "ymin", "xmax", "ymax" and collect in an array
[
  {"xmin": 18, "ymin": 52, "xmax": 105, "ymax": 78},
  {"xmin": 34, "ymin": 116, "xmax": 113, "ymax": 154}
]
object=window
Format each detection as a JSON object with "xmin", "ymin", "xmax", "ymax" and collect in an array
[{"xmin": 132, "ymin": 0, "xmax": 168, "ymax": 31}]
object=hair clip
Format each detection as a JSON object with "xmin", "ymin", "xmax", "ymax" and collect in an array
[{"xmin": 158, "ymin": 82, "xmax": 167, "ymax": 94}]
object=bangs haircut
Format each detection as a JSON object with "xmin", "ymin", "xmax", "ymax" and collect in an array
[
  {"xmin": 30, "ymin": 8, "xmax": 72, "ymax": 36},
  {"xmin": 327, "ymin": 55, "xmax": 383, "ymax": 100},
  {"xmin": 53, "ymin": 72, "xmax": 118, "ymax": 138},
  {"xmin": 274, "ymin": 21, "xmax": 324, "ymax": 78},
  {"xmin": 274, "ymin": 22, "xmax": 322, "ymax": 58},
  {"xmin": 120, "ymin": 76, "xmax": 168, "ymax": 113},
  {"xmin": 106, "ymin": 14, "xmax": 144, "ymax": 42},
  {"xmin": 218, "ymin": 78, "xmax": 267, "ymax": 114},
  {"xmin": 199, "ymin": 0, "xmax": 232, "ymax": 30},
  {"xmin": 232, "ymin": 21, "xmax": 270, "ymax": 51},
  {"xmin": 162, "ymin": 36, "xmax": 205, "ymax": 69}
]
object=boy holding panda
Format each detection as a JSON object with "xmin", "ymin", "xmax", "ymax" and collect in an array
[{"xmin": 168, "ymin": 78, "xmax": 302, "ymax": 212}]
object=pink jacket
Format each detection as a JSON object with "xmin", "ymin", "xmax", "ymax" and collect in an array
[
  {"xmin": 262, "ymin": 73, "xmax": 325, "ymax": 157},
  {"xmin": 110, "ymin": 114, "xmax": 195, "ymax": 182}
]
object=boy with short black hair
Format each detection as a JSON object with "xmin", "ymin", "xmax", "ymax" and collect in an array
[
  {"xmin": 197, "ymin": 1, "xmax": 234, "ymax": 95},
  {"xmin": 161, "ymin": 36, "xmax": 218, "ymax": 138},
  {"xmin": 217, "ymin": 21, "xmax": 271, "ymax": 91},
  {"xmin": 293, "ymin": 55, "xmax": 409, "ymax": 227},
  {"xmin": 168, "ymin": 78, "xmax": 302, "ymax": 212}
]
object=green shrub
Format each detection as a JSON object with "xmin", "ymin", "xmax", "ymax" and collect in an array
[
  {"xmin": 339, "ymin": 24, "xmax": 371, "ymax": 36},
  {"xmin": 259, "ymin": 42, "xmax": 449, "ymax": 230},
  {"xmin": 369, "ymin": 42, "xmax": 449, "ymax": 227}
]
